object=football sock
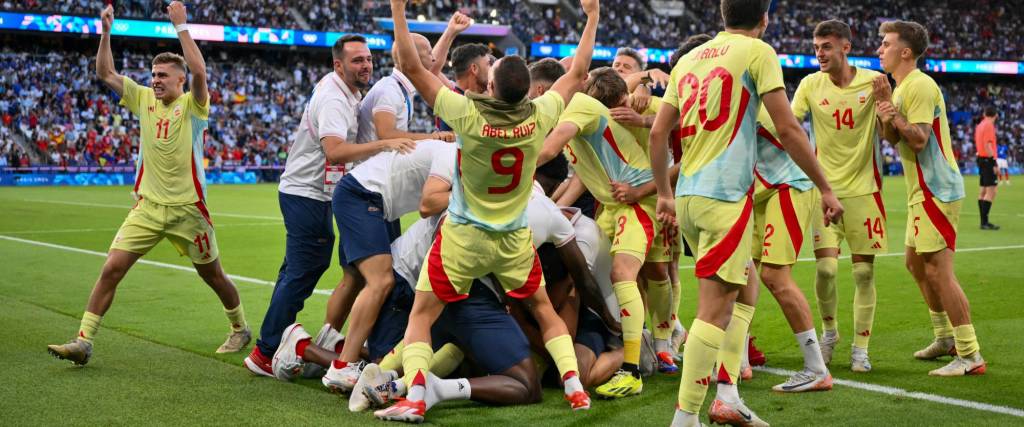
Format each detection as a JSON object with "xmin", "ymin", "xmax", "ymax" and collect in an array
[
  {"xmin": 670, "ymin": 277, "xmax": 682, "ymax": 328},
  {"xmin": 402, "ymin": 341, "xmax": 433, "ymax": 401},
  {"xmin": 677, "ymin": 319, "xmax": 725, "ymax": 413},
  {"xmin": 295, "ymin": 338, "xmax": 311, "ymax": 358},
  {"xmin": 613, "ymin": 280, "xmax": 644, "ymax": 374},
  {"xmin": 544, "ymin": 334, "xmax": 582, "ymax": 394},
  {"xmin": 224, "ymin": 303, "xmax": 247, "ymax": 332},
  {"xmin": 648, "ymin": 278, "xmax": 673, "ymax": 341},
  {"xmin": 953, "ymin": 324, "xmax": 980, "ymax": 357},
  {"xmin": 379, "ymin": 342, "xmax": 404, "ymax": 372},
  {"xmin": 979, "ymin": 200, "xmax": 991, "ymax": 225},
  {"xmin": 795, "ymin": 328, "xmax": 828, "ymax": 374},
  {"xmin": 672, "ymin": 409, "xmax": 700, "ymax": 425},
  {"xmin": 814, "ymin": 257, "xmax": 839, "ymax": 332},
  {"xmin": 429, "ymin": 343, "xmax": 464, "ymax": 377},
  {"xmin": 716, "ymin": 303, "xmax": 755, "ymax": 386},
  {"xmin": 852, "ymin": 262, "xmax": 876, "ymax": 349},
  {"xmin": 929, "ymin": 310, "xmax": 955, "ymax": 339},
  {"xmin": 78, "ymin": 311, "xmax": 102, "ymax": 343},
  {"xmin": 424, "ymin": 372, "xmax": 470, "ymax": 410}
]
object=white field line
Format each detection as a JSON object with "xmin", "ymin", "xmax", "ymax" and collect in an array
[
  {"xmin": 677, "ymin": 245, "xmax": 1024, "ymax": 270},
  {"xmin": 19, "ymin": 199, "xmax": 281, "ymax": 221},
  {"xmin": 754, "ymin": 366, "xmax": 1024, "ymax": 418},
  {"xmin": 0, "ymin": 235, "xmax": 331, "ymax": 296},
  {"xmin": 0, "ymin": 222, "xmax": 281, "ymax": 235},
  {"xmin": 883, "ymin": 207, "xmax": 1024, "ymax": 218}
]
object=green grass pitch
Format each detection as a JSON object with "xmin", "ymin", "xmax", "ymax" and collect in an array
[{"xmin": 0, "ymin": 177, "xmax": 1021, "ymax": 425}]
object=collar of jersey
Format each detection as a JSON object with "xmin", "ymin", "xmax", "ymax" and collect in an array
[{"xmin": 464, "ymin": 91, "xmax": 534, "ymax": 127}]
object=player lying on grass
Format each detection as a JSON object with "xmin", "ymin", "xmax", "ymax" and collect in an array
[{"xmin": 48, "ymin": 1, "xmax": 251, "ymax": 366}]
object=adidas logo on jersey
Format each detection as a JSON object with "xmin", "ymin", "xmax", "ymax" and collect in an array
[
  {"xmin": 819, "ymin": 99, "xmax": 830, "ymax": 106},
  {"xmin": 871, "ymin": 241, "xmax": 882, "ymax": 249}
]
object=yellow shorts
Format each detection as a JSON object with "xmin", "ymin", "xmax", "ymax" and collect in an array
[
  {"xmin": 811, "ymin": 189, "xmax": 888, "ymax": 254},
  {"xmin": 905, "ymin": 197, "xmax": 961, "ymax": 254},
  {"xmin": 752, "ymin": 184, "xmax": 813, "ymax": 265},
  {"xmin": 110, "ymin": 198, "xmax": 218, "ymax": 264},
  {"xmin": 416, "ymin": 220, "xmax": 544, "ymax": 302},
  {"xmin": 677, "ymin": 194, "xmax": 753, "ymax": 286},
  {"xmin": 596, "ymin": 197, "xmax": 663, "ymax": 263}
]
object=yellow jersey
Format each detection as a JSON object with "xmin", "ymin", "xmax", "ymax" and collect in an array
[{"xmin": 754, "ymin": 106, "xmax": 811, "ymax": 192}]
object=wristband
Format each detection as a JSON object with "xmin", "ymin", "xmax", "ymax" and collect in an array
[{"xmin": 175, "ymin": 24, "xmax": 189, "ymax": 33}]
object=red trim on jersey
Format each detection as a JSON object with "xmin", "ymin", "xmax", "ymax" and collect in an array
[
  {"xmin": 695, "ymin": 188, "xmax": 753, "ymax": 279},
  {"xmin": 754, "ymin": 169, "xmax": 775, "ymax": 189},
  {"xmin": 133, "ymin": 161, "xmax": 145, "ymax": 194},
  {"xmin": 670, "ymin": 129, "xmax": 683, "ymax": 164},
  {"xmin": 190, "ymin": 152, "xmax": 204, "ymax": 202},
  {"xmin": 726, "ymin": 88, "xmax": 752, "ymax": 146},
  {"xmin": 756, "ymin": 125, "xmax": 783, "ymax": 150},
  {"xmin": 932, "ymin": 118, "xmax": 947, "ymax": 158},
  {"xmin": 506, "ymin": 247, "xmax": 543, "ymax": 299},
  {"xmin": 195, "ymin": 200, "xmax": 214, "ymax": 227},
  {"xmin": 602, "ymin": 126, "xmax": 628, "ymax": 163},
  {"xmin": 427, "ymin": 229, "xmax": 469, "ymax": 303},
  {"xmin": 914, "ymin": 162, "xmax": 957, "ymax": 251},
  {"xmin": 778, "ymin": 185, "xmax": 804, "ymax": 255},
  {"xmin": 871, "ymin": 143, "xmax": 883, "ymax": 190},
  {"xmin": 872, "ymin": 191, "xmax": 887, "ymax": 221},
  {"xmin": 632, "ymin": 203, "xmax": 656, "ymax": 256}
]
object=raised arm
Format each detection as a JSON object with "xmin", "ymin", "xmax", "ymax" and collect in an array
[
  {"xmin": 167, "ymin": 1, "xmax": 207, "ymax": 104},
  {"xmin": 539, "ymin": 122, "xmax": 578, "ymax": 166},
  {"xmin": 391, "ymin": 0, "xmax": 444, "ymax": 107},
  {"xmin": 430, "ymin": 12, "xmax": 472, "ymax": 76},
  {"xmin": 96, "ymin": 5, "xmax": 124, "ymax": 96},
  {"xmin": 548, "ymin": 0, "xmax": 599, "ymax": 104}
]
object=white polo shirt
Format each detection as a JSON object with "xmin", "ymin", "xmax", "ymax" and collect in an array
[
  {"xmin": 279, "ymin": 72, "xmax": 361, "ymax": 201},
  {"xmin": 348, "ymin": 139, "xmax": 456, "ymax": 221},
  {"xmin": 564, "ymin": 206, "xmax": 618, "ymax": 320},
  {"xmin": 357, "ymin": 70, "xmax": 417, "ymax": 144},
  {"xmin": 392, "ymin": 214, "xmax": 442, "ymax": 287}
]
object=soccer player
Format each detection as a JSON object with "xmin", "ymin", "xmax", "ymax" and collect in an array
[
  {"xmin": 648, "ymin": 0, "xmax": 843, "ymax": 425},
  {"xmin": 974, "ymin": 107, "xmax": 999, "ymax": 230},
  {"xmin": 873, "ymin": 20, "xmax": 986, "ymax": 376},
  {"xmin": 792, "ymin": 20, "xmax": 886, "ymax": 372},
  {"xmin": 374, "ymin": 0, "xmax": 599, "ymax": 421},
  {"xmin": 997, "ymin": 143, "xmax": 1010, "ymax": 185},
  {"xmin": 434, "ymin": 43, "xmax": 494, "ymax": 131},
  {"xmin": 540, "ymin": 67, "xmax": 675, "ymax": 396},
  {"xmin": 243, "ymin": 33, "xmax": 417, "ymax": 376},
  {"xmin": 528, "ymin": 58, "xmax": 568, "ymax": 100},
  {"xmin": 47, "ymin": 2, "xmax": 251, "ymax": 365}
]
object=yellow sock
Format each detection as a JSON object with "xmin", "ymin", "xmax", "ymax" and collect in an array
[
  {"xmin": 670, "ymin": 278, "xmax": 682, "ymax": 324},
  {"xmin": 224, "ymin": 304, "xmax": 247, "ymax": 332},
  {"xmin": 647, "ymin": 278, "xmax": 673, "ymax": 340},
  {"xmin": 429, "ymin": 343, "xmax": 465, "ymax": 377},
  {"xmin": 401, "ymin": 342, "xmax": 433, "ymax": 389},
  {"xmin": 852, "ymin": 262, "xmax": 876, "ymax": 349},
  {"xmin": 930, "ymin": 310, "xmax": 954, "ymax": 339},
  {"xmin": 677, "ymin": 319, "xmax": 725, "ymax": 413},
  {"xmin": 78, "ymin": 311, "xmax": 102, "ymax": 343},
  {"xmin": 379, "ymin": 342, "xmax": 405, "ymax": 372},
  {"xmin": 613, "ymin": 281, "xmax": 644, "ymax": 365},
  {"xmin": 953, "ymin": 324, "xmax": 980, "ymax": 357},
  {"xmin": 544, "ymin": 334, "xmax": 579, "ymax": 378},
  {"xmin": 815, "ymin": 257, "xmax": 839, "ymax": 331},
  {"xmin": 715, "ymin": 303, "xmax": 755, "ymax": 385}
]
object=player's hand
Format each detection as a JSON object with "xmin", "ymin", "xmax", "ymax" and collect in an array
[
  {"xmin": 100, "ymin": 4, "xmax": 114, "ymax": 34},
  {"xmin": 431, "ymin": 131, "xmax": 455, "ymax": 142},
  {"xmin": 448, "ymin": 12, "xmax": 472, "ymax": 33},
  {"xmin": 610, "ymin": 106, "xmax": 646, "ymax": 128},
  {"xmin": 819, "ymin": 190, "xmax": 844, "ymax": 226},
  {"xmin": 167, "ymin": 1, "xmax": 187, "ymax": 26},
  {"xmin": 649, "ymin": 69, "xmax": 670, "ymax": 89},
  {"xmin": 610, "ymin": 181, "xmax": 638, "ymax": 204},
  {"xmin": 630, "ymin": 85, "xmax": 651, "ymax": 113},
  {"xmin": 655, "ymin": 195, "xmax": 676, "ymax": 227},
  {"xmin": 382, "ymin": 138, "xmax": 417, "ymax": 154},
  {"xmin": 872, "ymin": 75, "xmax": 892, "ymax": 103},
  {"xmin": 580, "ymin": 0, "xmax": 600, "ymax": 17},
  {"xmin": 876, "ymin": 101, "xmax": 896, "ymax": 124}
]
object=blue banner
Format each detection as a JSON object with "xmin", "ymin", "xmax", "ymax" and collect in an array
[{"xmin": 0, "ymin": 171, "xmax": 257, "ymax": 186}]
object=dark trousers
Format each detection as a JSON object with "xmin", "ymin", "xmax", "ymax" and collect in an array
[{"xmin": 256, "ymin": 191, "xmax": 335, "ymax": 356}]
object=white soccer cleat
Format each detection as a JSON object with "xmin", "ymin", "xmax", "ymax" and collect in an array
[
  {"xmin": 850, "ymin": 348, "xmax": 872, "ymax": 373},
  {"xmin": 929, "ymin": 353, "xmax": 986, "ymax": 377},
  {"xmin": 216, "ymin": 327, "xmax": 252, "ymax": 353},
  {"xmin": 302, "ymin": 324, "xmax": 344, "ymax": 378},
  {"xmin": 671, "ymin": 320, "xmax": 688, "ymax": 360},
  {"xmin": 914, "ymin": 338, "xmax": 956, "ymax": 360},
  {"xmin": 819, "ymin": 332, "xmax": 839, "ymax": 365},
  {"xmin": 351, "ymin": 363, "xmax": 397, "ymax": 411},
  {"xmin": 670, "ymin": 410, "xmax": 706, "ymax": 427},
  {"xmin": 271, "ymin": 323, "xmax": 311, "ymax": 381},
  {"xmin": 771, "ymin": 368, "xmax": 833, "ymax": 392},
  {"xmin": 707, "ymin": 398, "xmax": 770, "ymax": 427},
  {"xmin": 322, "ymin": 360, "xmax": 366, "ymax": 393}
]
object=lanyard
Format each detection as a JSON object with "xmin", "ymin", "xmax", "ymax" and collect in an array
[{"xmin": 396, "ymin": 79, "xmax": 412, "ymax": 128}]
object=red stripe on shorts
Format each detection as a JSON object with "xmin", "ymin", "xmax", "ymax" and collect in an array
[
  {"xmin": 506, "ymin": 246, "xmax": 543, "ymax": 299},
  {"xmin": 632, "ymin": 203, "xmax": 655, "ymax": 256},
  {"xmin": 195, "ymin": 200, "xmax": 214, "ymax": 227},
  {"xmin": 427, "ymin": 228, "xmax": 469, "ymax": 302},
  {"xmin": 872, "ymin": 191, "xmax": 887, "ymax": 221},
  {"xmin": 695, "ymin": 190, "xmax": 753, "ymax": 279},
  {"xmin": 915, "ymin": 161, "xmax": 956, "ymax": 251},
  {"xmin": 778, "ymin": 185, "xmax": 804, "ymax": 256}
]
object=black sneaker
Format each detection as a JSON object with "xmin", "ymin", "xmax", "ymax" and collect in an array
[{"xmin": 981, "ymin": 223, "xmax": 1000, "ymax": 230}]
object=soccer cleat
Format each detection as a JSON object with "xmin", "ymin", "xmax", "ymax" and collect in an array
[
  {"xmin": 657, "ymin": 351, "xmax": 680, "ymax": 374},
  {"xmin": 771, "ymin": 368, "xmax": 833, "ymax": 392},
  {"xmin": 929, "ymin": 353, "xmax": 986, "ymax": 377},
  {"xmin": 914, "ymin": 338, "xmax": 956, "ymax": 360},
  {"xmin": 747, "ymin": 336, "xmax": 766, "ymax": 367},
  {"xmin": 374, "ymin": 398, "xmax": 426, "ymax": 423},
  {"xmin": 351, "ymin": 363, "xmax": 395, "ymax": 412},
  {"xmin": 244, "ymin": 346, "xmax": 273, "ymax": 377},
  {"xmin": 740, "ymin": 365, "xmax": 753, "ymax": 381},
  {"xmin": 708, "ymin": 398, "xmax": 770, "ymax": 427},
  {"xmin": 323, "ymin": 360, "xmax": 366, "ymax": 393},
  {"xmin": 819, "ymin": 332, "xmax": 839, "ymax": 365},
  {"xmin": 47, "ymin": 338, "xmax": 93, "ymax": 366},
  {"xmin": 594, "ymin": 370, "xmax": 643, "ymax": 399},
  {"xmin": 850, "ymin": 349, "xmax": 872, "ymax": 373},
  {"xmin": 565, "ymin": 390, "xmax": 591, "ymax": 411},
  {"xmin": 271, "ymin": 323, "xmax": 311, "ymax": 381},
  {"xmin": 671, "ymin": 320, "xmax": 688, "ymax": 355},
  {"xmin": 216, "ymin": 327, "xmax": 251, "ymax": 353},
  {"xmin": 980, "ymin": 223, "xmax": 1000, "ymax": 230},
  {"xmin": 302, "ymin": 324, "xmax": 344, "ymax": 378}
]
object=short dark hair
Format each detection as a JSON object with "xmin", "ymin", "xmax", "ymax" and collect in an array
[
  {"xmin": 721, "ymin": 0, "xmax": 770, "ymax": 30},
  {"xmin": 670, "ymin": 34, "xmax": 712, "ymax": 67},
  {"xmin": 984, "ymin": 107, "xmax": 997, "ymax": 117},
  {"xmin": 584, "ymin": 67, "xmax": 628, "ymax": 108},
  {"xmin": 615, "ymin": 47, "xmax": 646, "ymax": 70},
  {"xmin": 493, "ymin": 55, "xmax": 531, "ymax": 103},
  {"xmin": 814, "ymin": 19, "xmax": 852, "ymax": 40},
  {"xmin": 451, "ymin": 43, "xmax": 491, "ymax": 78},
  {"xmin": 529, "ymin": 58, "xmax": 565, "ymax": 84},
  {"xmin": 879, "ymin": 20, "xmax": 929, "ymax": 59},
  {"xmin": 332, "ymin": 34, "xmax": 367, "ymax": 60},
  {"xmin": 536, "ymin": 152, "xmax": 569, "ymax": 184},
  {"xmin": 152, "ymin": 52, "xmax": 187, "ymax": 73}
]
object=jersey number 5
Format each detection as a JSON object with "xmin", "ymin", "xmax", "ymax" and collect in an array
[{"xmin": 488, "ymin": 147, "xmax": 525, "ymax": 194}]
